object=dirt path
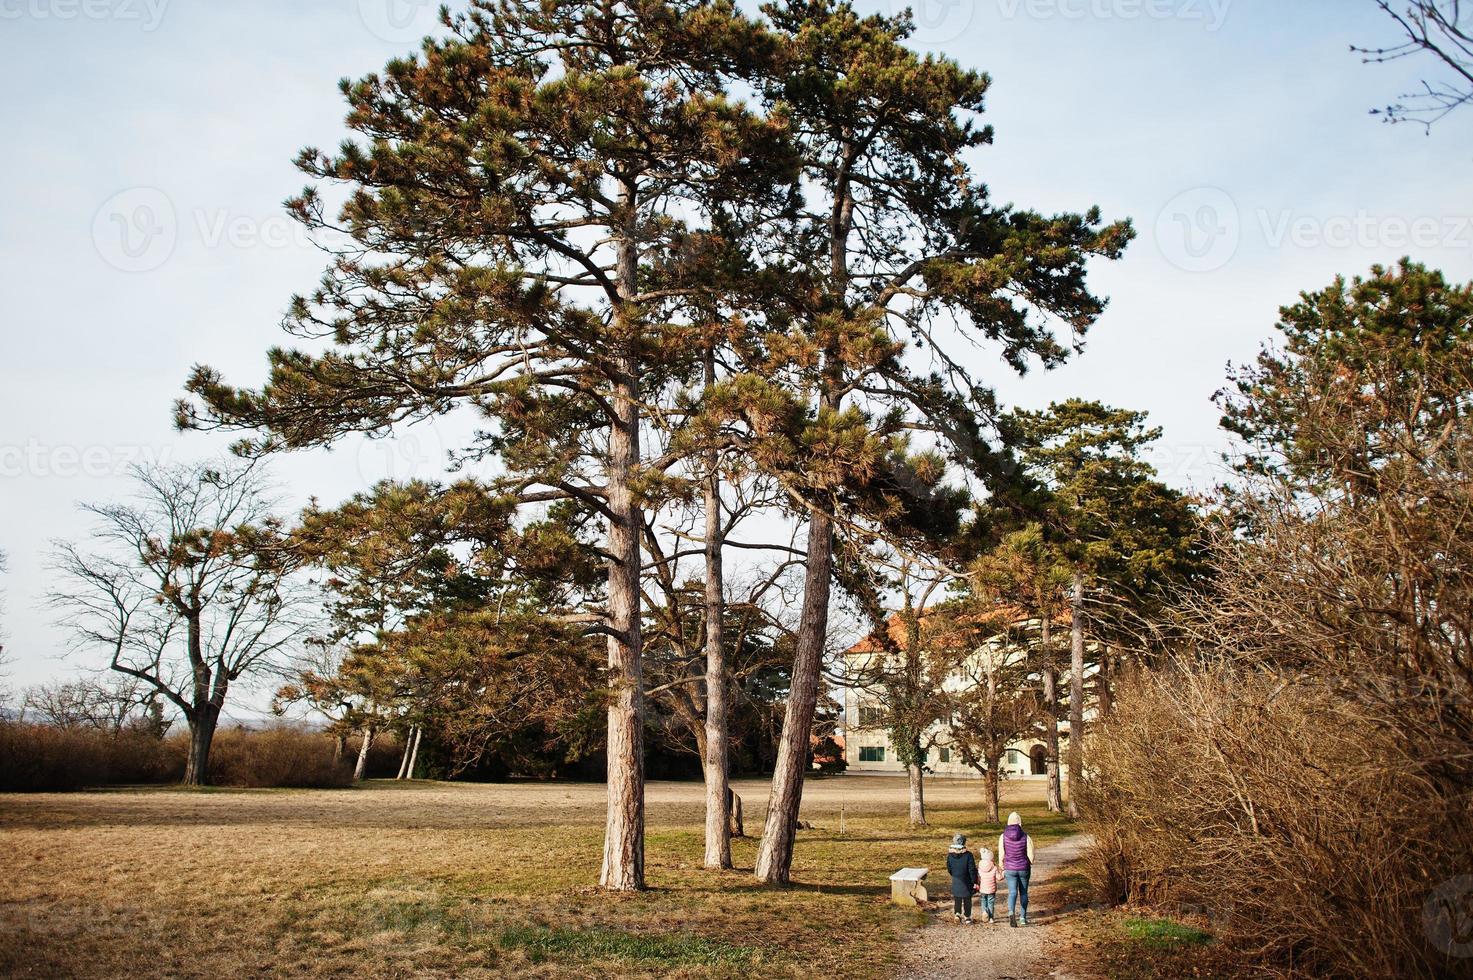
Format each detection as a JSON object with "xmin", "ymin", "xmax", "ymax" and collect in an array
[{"xmin": 897, "ymin": 834, "xmax": 1090, "ymax": 980}]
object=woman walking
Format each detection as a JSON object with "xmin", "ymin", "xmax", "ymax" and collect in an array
[
  {"xmin": 946, "ymin": 833, "xmax": 981, "ymax": 924},
  {"xmin": 997, "ymin": 812, "xmax": 1035, "ymax": 927}
]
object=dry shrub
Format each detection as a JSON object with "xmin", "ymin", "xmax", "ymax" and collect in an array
[
  {"xmin": 207, "ymin": 726, "xmax": 353, "ymax": 788},
  {"xmin": 0, "ymin": 723, "xmax": 352, "ymax": 790},
  {"xmin": 1080, "ymin": 664, "xmax": 1473, "ymax": 977},
  {"xmin": 1082, "ymin": 295, "xmax": 1473, "ymax": 977},
  {"xmin": 0, "ymin": 722, "xmax": 183, "ymax": 791}
]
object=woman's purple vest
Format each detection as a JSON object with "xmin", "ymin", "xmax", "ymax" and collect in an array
[{"xmin": 1002, "ymin": 825, "xmax": 1030, "ymax": 871}]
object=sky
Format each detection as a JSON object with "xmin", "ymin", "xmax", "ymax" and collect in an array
[{"xmin": 2, "ymin": 0, "xmax": 1471, "ymax": 712}]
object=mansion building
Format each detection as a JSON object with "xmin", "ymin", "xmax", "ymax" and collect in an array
[{"xmin": 839, "ymin": 608, "xmax": 1096, "ymax": 781}]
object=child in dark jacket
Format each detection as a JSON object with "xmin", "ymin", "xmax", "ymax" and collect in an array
[{"xmin": 946, "ymin": 833, "xmax": 981, "ymax": 924}]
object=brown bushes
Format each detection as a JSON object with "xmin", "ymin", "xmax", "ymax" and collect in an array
[
  {"xmin": 1080, "ymin": 283, "xmax": 1473, "ymax": 976},
  {"xmin": 206, "ymin": 727, "xmax": 354, "ymax": 788},
  {"xmin": 1079, "ymin": 664, "xmax": 1472, "ymax": 977},
  {"xmin": 0, "ymin": 722, "xmax": 353, "ymax": 791},
  {"xmin": 0, "ymin": 722, "xmax": 182, "ymax": 791}
]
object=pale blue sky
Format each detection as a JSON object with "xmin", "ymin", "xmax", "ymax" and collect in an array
[{"xmin": 3, "ymin": 0, "xmax": 1471, "ymax": 704}]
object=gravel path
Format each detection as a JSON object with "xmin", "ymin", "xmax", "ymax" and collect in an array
[{"xmin": 897, "ymin": 833, "xmax": 1090, "ymax": 980}]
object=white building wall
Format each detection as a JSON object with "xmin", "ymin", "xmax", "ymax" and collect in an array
[{"xmin": 841, "ymin": 674, "xmax": 1064, "ymax": 780}]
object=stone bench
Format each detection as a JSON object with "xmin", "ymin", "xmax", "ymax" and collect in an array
[{"xmin": 889, "ymin": 867, "xmax": 929, "ymax": 906}]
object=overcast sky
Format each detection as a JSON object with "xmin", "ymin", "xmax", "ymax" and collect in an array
[{"xmin": 3, "ymin": 0, "xmax": 1471, "ymax": 711}]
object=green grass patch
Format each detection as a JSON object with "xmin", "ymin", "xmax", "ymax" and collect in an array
[
  {"xmin": 498, "ymin": 925, "xmax": 762, "ymax": 967},
  {"xmin": 1121, "ymin": 916, "xmax": 1213, "ymax": 948}
]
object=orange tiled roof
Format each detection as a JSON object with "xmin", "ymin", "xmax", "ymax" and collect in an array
[{"xmin": 845, "ymin": 604, "xmax": 1072, "ymax": 655}]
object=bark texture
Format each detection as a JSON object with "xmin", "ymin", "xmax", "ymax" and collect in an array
[
  {"xmin": 1042, "ymin": 613, "xmax": 1063, "ymax": 813},
  {"xmin": 599, "ymin": 201, "xmax": 646, "ymax": 892},
  {"xmin": 182, "ymin": 704, "xmax": 219, "ymax": 787},
  {"xmin": 1068, "ymin": 570, "xmax": 1086, "ymax": 819},
  {"xmin": 396, "ymin": 726, "xmax": 414, "ymax": 779},
  {"xmin": 406, "ymin": 725, "xmax": 422, "ymax": 779},
  {"xmin": 353, "ymin": 726, "xmax": 375, "ymax": 781},
  {"xmin": 701, "ymin": 423, "xmax": 732, "ymax": 870},
  {"xmin": 599, "ymin": 360, "xmax": 645, "ymax": 888},
  {"xmin": 907, "ymin": 762, "xmax": 927, "ymax": 827},
  {"xmin": 754, "ymin": 511, "xmax": 833, "ymax": 884}
]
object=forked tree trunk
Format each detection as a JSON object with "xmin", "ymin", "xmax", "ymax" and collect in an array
[
  {"xmin": 599, "ymin": 345, "xmax": 645, "ymax": 892},
  {"xmin": 907, "ymin": 761, "xmax": 927, "ymax": 827},
  {"xmin": 1041, "ymin": 613, "xmax": 1063, "ymax": 813},
  {"xmin": 702, "ymin": 412, "xmax": 733, "ymax": 870},
  {"xmin": 182, "ymin": 704, "xmax": 220, "ymax": 786},
  {"xmin": 1068, "ymin": 570, "xmax": 1086, "ymax": 819},
  {"xmin": 354, "ymin": 725, "xmax": 375, "ymax": 780},
  {"xmin": 754, "ymin": 509, "xmax": 834, "ymax": 884},
  {"xmin": 406, "ymin": 726, "xmax": 422, "ymax": 779},
  {"xmin": 728, "ymin": 789, "xmax": 744, "ymax": 838},
  {"xmin": 181, "ymin": 618, "xmax": 220, "ymax": 787}
]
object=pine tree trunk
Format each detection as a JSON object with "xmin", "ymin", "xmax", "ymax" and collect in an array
[
  {"xmin": 599, "ymin": 330, "xmax": 646, "ymax": 891},
  {"xmin": 406, "ymin": 725, "xmax": 422, "ymax": 779},
  {"xmin": 181, "ymin": 704, "xmax": 219, "ymax": 786},
  {"xmin": 754, "ymin": 141, "xmax": 851, "ymax": 886},
  {"xmin": 333, "ymin": 733, "xmax": 346, "ymax": 764},
  {"xmin": 1041, "ymin": 613, "xmax": 1063, "ymax": 813},
  {"xmin": 907, "ymin": 761, "xmax": 927, "ymax": 827},
  {"xmin": 702, "ymin": 413, "xmax": 733, "ymax": 870},
  {"xmin": 1068, "ymin": 569, "xmax": 1086, "ymax": 820},
  {"xmin": 754, "ymin": 509, "xmax": 834, "ymax": 885},
  {"xmin": 354, "ymin": 725, "xmax": 374, "ymax": 781},
  {"xmin": 396, "ymin": 726, "xmax": 414, "ymax": 780}
]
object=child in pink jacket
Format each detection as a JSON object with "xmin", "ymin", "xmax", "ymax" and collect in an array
[{"xmin": 975, "ymin": 847, "xmax": 1005, "ymax": 924}]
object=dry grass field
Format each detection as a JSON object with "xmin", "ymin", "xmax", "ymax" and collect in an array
[{"xmin": 0, "ymin": 775, "xmax": 1069, "ymax": 978}]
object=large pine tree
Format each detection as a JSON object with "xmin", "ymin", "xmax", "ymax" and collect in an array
[
  {"xmin": 1003, "ymin": 399, "xmax": 1200, "ymax": 817},
  {"xmin": 743, "ymin": 0, "xmax": 1133, "ymax": 883},
  {"xmin": 178, "ymin": 0, "xmax": 787, "ymax": 891}
]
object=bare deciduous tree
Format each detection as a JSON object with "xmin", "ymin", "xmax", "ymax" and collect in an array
[
  {"xmin": 50, "ymin": 461, "xmax": 306, "ymax": 785},
  {"xmin": 843, "ymin": 573, "xmax": 963, "ymax": 828},
  {"xmin": 948, "ymin": 622, "xmax": 1044, "ymax": 824},
  {"xmin": 1355, "ymin": 1, "xmax": 1473, "ymax": 128},
  {"xmin": 22, "ymin": 676, "xmax": 163, "ymax": 734}
]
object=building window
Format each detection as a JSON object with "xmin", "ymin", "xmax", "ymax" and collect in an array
[
  {"xmin": 858, "ymin": 705, "xmax": 885, "ymax": 728},
  {"xmin": 1007, "ymin": 749, "xmax": 1021, "ymax": 766},
  {"xmin": 937, "ymin": 747, "xmax": 951, "ymax": 763},
  {"xmin": 858, "ymin": 746, "xmax": 885, "ymax": 762}
]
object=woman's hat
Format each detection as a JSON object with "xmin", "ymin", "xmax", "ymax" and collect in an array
[{"xmin": 1007, "ymin": 811, "xmax": 1022, "ymax": 826}]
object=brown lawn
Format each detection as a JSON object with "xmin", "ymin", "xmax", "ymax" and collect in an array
[{"xmin": 0, "ymin": 775, "xmax": 1069, "ymax": 978}]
